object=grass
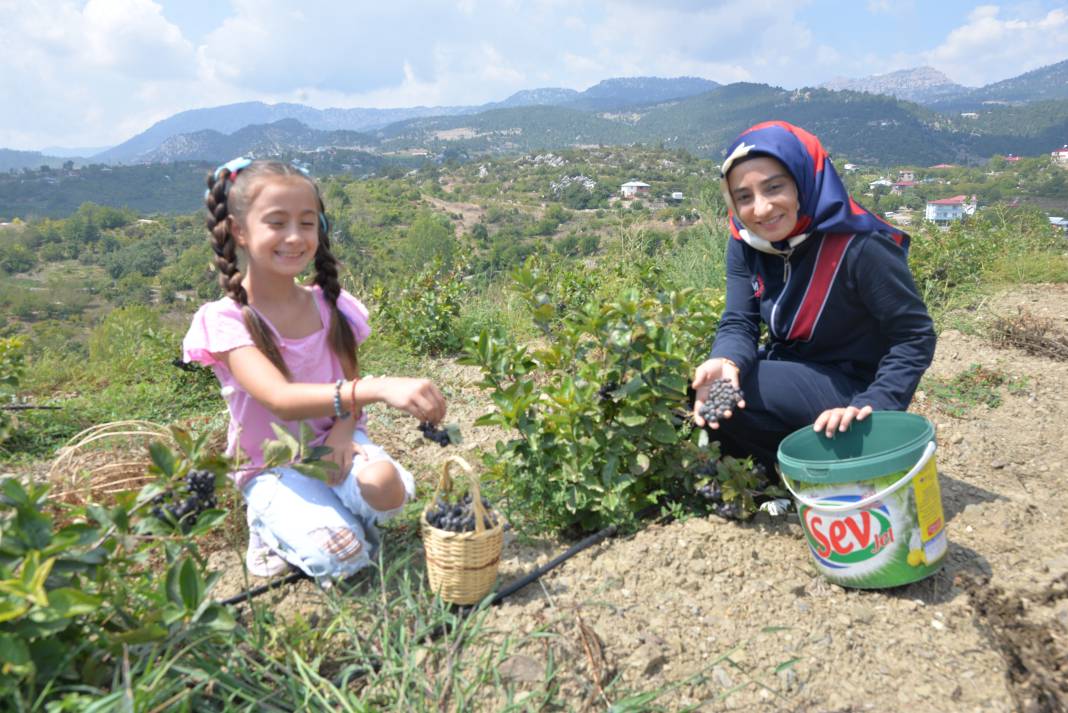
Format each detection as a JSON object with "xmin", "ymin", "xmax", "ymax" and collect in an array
[{"xmin": 922, "ymin": 363, "xmax": 1017, "ymax": 418}]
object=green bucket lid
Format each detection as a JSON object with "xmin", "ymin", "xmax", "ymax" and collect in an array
[{"xmin": 777, "ymin": 411, "xmax": 935, "ymax": 484}]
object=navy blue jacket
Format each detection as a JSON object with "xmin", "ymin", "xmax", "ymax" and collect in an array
[{"xmin": 710, "ymin": 230, "xmax": 936, "ymax": 411}]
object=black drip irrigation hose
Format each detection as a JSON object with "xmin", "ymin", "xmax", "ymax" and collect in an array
[
  {"xmin": 215, "ymin": 523, "xmax": 618, "ymax": 692},
  {"xmin": 220, "ymin": 523, "xmax": 618, "ymax": 610}
]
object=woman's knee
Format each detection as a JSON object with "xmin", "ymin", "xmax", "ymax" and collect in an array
[{"xmin": 356, "ymin": 460, "xmax": 407, "ymax": 511}]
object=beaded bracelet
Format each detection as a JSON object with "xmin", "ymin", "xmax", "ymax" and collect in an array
[{"xmin": 333, "ymin": 379, "xmax": 350, "ymax": 419}]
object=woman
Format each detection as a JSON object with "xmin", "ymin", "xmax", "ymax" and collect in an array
[{"xmin": 691, "ymin": 121, "xmax": 936, "ymax": 473}]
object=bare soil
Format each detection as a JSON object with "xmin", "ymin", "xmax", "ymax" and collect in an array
[{"xmin": 209, "ymin": 284, "xmax": 1068, "ymax": 711}]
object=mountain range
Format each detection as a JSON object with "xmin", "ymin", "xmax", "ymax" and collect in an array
[{"xmin": 5, "ymin": 63, "xmax": 1068, "ymax": 172}]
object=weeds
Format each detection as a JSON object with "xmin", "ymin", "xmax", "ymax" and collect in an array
[
  {"xmin": 924, "ymin": 363, "xmax": 1015, "ymax": 418},
  {"xmin": 989, "ymin": 308, "xmax": 1068, "ymax": 362}
]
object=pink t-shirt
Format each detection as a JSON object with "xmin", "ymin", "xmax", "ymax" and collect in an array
[{"xmin": 182, "ymin": 286, "xmax": 370, "ymax": 488}]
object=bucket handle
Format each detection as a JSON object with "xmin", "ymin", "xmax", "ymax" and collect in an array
[{"xmin": 781, "ymin": 440, "xmax": 936, "ymax": 513}]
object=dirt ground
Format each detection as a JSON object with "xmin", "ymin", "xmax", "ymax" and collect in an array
[{"xmin": 205, "ymin": 284, "xmax": 1068, "ymax": 711}]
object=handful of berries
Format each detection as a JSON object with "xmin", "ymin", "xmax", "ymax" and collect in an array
[
  {"xmin": 150, "ymin": 468, "xmax": 217, "ymax": 529},
  {"xmin": 424, "ymin": 492, "xmax": 500, "ymax": 533},
  {"xmin": 698, "ymin": 379, "xmax": 744, "ymax": 424},
  {"xmin": 418, "ymin": 421, "xmax": 461, "ymax": 447}
]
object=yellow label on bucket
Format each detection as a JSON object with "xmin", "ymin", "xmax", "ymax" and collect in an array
[{"xmin": 912, "ymin": 458, "xmax": 945, "ymax": 543}]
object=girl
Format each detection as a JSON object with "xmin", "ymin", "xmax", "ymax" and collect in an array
[
  {"xmin": 183, "ymin": 157, "xmax": 446, "ymax": 581},
  {"xmin": 691, "ymin": 121, "xmax": 936, "ymax": 474}
]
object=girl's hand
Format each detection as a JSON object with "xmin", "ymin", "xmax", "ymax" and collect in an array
[
  {"xmin": 365, "ymin": 377, "xmax": 447, "ymax": 424},
  {"xmin": 322, "ymin": 418, "xmax": 360, "ymax": 486},
  {"xmin": 692, "ymin": 358, "xmax": 745, "ymax": 429},
  {"xmin": 813, "ymin": 405, "xmax": 873, "ymax": 438}
]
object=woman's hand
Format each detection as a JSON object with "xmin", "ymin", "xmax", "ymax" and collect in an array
[
  {"xmin": 813, "ymin": 405, "xmax": 873, "ymax": 438},
  {"xmin": 322, "ymin": 418, "xmax": 361, "ymax": 486},
  {"xmin": 692, "ymin": 358, "xmax": 745, "ymax": 429},
  {"xmin": 363, "ymin": 377, "xmax": 446, "ymax": 424}
]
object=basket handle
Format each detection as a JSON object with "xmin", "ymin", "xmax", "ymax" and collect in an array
[
  {"xmin": 781, "ymin": 440, "xmax": 936, "ymax": 513},
  {"xmin": 432, "ymin": 455, "xmax": 491, "ymax": 534}
]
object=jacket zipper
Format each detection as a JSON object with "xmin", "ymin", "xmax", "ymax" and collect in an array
[{"xmin": 769, "ymin": 252, "xmax": 792, "ymax": 340}]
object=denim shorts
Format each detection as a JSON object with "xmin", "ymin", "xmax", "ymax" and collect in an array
[{"xmin": 242, "ymin": 430, "xmax": 415, "ymax": 581}]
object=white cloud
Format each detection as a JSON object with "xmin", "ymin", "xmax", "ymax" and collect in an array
[
  {"xmin": 923, "ymin": 5, "xmax": 1068, "ymax": 86},
  {"xmin": 0, "ymin": 0, "xmax": 199, "ymax": 149}
]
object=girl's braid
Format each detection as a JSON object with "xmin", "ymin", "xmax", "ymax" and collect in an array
[
  {"xmin": 203, "ymin": 166, "xmax": 290, "ymax": 377},
  {"xmin": 311, "ymin": 203, "xmax": 359, "ymax": 378}
]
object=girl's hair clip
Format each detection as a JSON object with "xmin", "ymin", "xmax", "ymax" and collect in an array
[{"xmin": 213, "ymin": 156, "xmax": 252, "ymax": 181}]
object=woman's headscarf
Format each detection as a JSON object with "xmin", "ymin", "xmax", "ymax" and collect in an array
[{"xmin": 721, "ymin": 121, "xmax": 909, "ymax": 254}]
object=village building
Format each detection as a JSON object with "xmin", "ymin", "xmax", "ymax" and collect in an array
[
  {"xmin": 924, "ymin": 195, "xmax": 977, "ymax": 224},
  {"xmin": 1004, "ymin": 154, "xmax": 1021, "ymax": 162},
  {"xmin": 1052, "ymin": 145, "xmax": 1068, "ymax": 166},
  {"xmin": 669, "ymin": 191, "xmax": 685, "ymax": 202},
  {"xmin": 1050, "ymin": 216, "xmax": 1068, "ymax": 235},
  {"xmin": 898, "ymin": 170, "xmax": 915, "ymax": 182},
  {"xmin": 620, "ymin": 181, "xmax": 650, "ymax": 199},
  {"xmin": 891, "ymin": 180, "xmax": 917, "ymax": 195},
  {"xmin": 868, "ymin": 178, "xmax": 893, "ymax": 190}
]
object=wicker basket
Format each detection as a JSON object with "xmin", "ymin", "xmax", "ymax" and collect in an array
[{"xmin": 421, "ymin": 456, "xmax": 504, "ymax": 605}]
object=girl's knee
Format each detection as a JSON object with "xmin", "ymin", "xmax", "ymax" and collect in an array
[{"xmin": 357, "ymin": 460, "xmax": 407, "ymax": 511}]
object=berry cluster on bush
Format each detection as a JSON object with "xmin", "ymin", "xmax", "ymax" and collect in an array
[
  {"xmin": 424, "ymin": 492, "xmax": 499, "ymax": 533},
  {"xmin": 150, "ymin": 468, "xmax": 218, "ymax": 529}
]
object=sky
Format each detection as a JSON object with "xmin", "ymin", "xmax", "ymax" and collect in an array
[{"xmin": 1, "ymin": 0, "xmax": 1067, "ymax": 151}]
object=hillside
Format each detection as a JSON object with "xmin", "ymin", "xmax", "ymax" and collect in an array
[{"xmin": 820, "ymin": 66, "xmax": 970, "ymax": 104}]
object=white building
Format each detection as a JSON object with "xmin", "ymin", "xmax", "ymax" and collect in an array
[
  {"xmin": 620, "ymin": 181, "xmax": 650, "ymax": 199},
  {"xmin": 1052, "ymin": 145, "xmax": 1068, "ymax": 166},
  {"xmin": 924, "ymin": 195, "xmax": 977, "ymax": 224},
  {"xmin": 868, "ymin": 178, "xmax": 893, "ymax": 190}
]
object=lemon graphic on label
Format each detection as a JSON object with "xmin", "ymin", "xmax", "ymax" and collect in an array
[{"xmin": 907, "ymin": 530, "xmax": 926, "ymax": 567}]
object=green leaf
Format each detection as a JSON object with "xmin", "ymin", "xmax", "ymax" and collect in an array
[
  {"xmin": 112, "ymin": 623, "xmax": 168, "ymax": 644},
  {"xmin": 269, "ymin": 423, "xmax": 300, "ymax": 456},
  {"xmin": 261, "ymin": 440, "xmax": 292, "ymax": 468},
  {"xmin": 0, "ymin": 633, "xmax": 33, "ymax": 677},
  {"xmin": 177, "ymin": 558, "xmax": 204, "ymax": 612},
  {"xmin": 185, "ymin": 509, "xmax": 227, "ymax": 537},
  {"xmin": 46, "ymin": 588, "xmax": 102, "ymax": 618},
  {"xmin": 617, "ymin": 413, "xmax": 647, "ymax": 427},
  {"xmin": 195, "ymin": 603, "xmax": 236, "ymax": 632},
  {"xmin": 148, "ymin": 441, "xmax": 176, "ymax": 477},
  {"xmin": 650, "ymin": 420, "xmax": 678, "ymax": 444}
]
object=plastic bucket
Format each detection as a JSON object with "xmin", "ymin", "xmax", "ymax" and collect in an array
[{"xmin": 777, "ymin": 412, "xmax": 948, "ymax": 589}]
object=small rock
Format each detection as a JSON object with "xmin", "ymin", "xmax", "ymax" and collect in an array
[
  {"xmin": 991, "ymin": 460, "xmax": 1007, "ymax": 469},
  {"xmin": 931, "ymin": 619, "xmax": 945, "ymax": 630},
  {"xmin": 630, "ymin": 642, "xmax": 667, "ymax": 677},
  {"xmin": 498, "ymin": 654, "xmax": 543, "ymax": 683},
  {"xmin": 713, "ymin": 665, "xmax": 734, "ymax": 688},
  {"xmin": 950, "ymin": 434, "xmax": 964, "ymax": 445}
]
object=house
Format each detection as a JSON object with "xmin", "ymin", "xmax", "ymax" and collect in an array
[
  {"xmin": 1050, "ymin": 216, "xmax": 1068, "ymax": 235},
  {"xmin": 960, "ymin": 112, "xmax": 979, "ymax": 119},
  {"xmin": 843, "ymin": 163, "xmax": 859, "ymax": 172},
  {"xmin": 924, "ymin": 195, "xmax": 977, "ymax": 224},
  {"xmin": 928, "ymin": 163, "xmax": 956, "ymax": 170},
  {"xmin": 1004, "ymin": 154, "xmax": 1021, "ymax": 162},
  {"xmin": 669, "ymin": 191, "xmax": 685, "ymax": 202},
  {"xmin": 898, "ymin": 170, "xmax": 915, "ymax": 182},
  {"xmin": 620, "ymin": 181, "xmax": 650, "ymax": 199},
  {"xmin": 868, "ymin": 178, "xmax": 893, "ymax": 190},
  {"xmin": 891, "ymin": 180, "xmax": 917, "ymax": 195},
  {"xmin": 1052, "ymin": 145, "xmax": 1068, "ymax": 166}
]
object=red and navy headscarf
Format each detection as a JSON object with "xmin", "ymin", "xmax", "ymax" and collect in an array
[{"xmin": 721, "ymin": 121, "xmax": 908, "ymax": 253}]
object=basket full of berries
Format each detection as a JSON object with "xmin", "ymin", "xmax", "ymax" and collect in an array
[{"xmin": 421, "ymin": 456, "xmax": 504, "ymax": 605}]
